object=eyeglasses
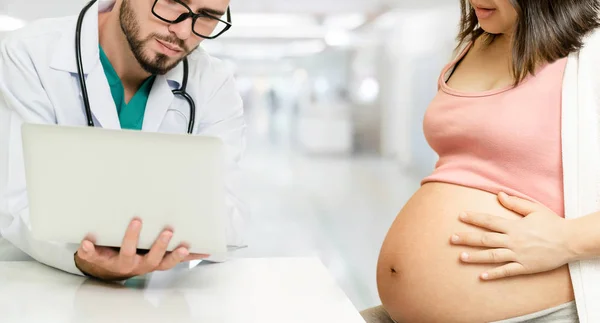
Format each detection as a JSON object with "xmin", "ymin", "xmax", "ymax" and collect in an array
[{"xmin": 151, "ymin": 0, "xmax": 232, "ymax": 39}]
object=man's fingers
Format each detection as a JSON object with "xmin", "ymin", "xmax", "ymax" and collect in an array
[
  {"xmin": 142, "ymin": 230, "xmax": 173, "ymax": 271},
  {"xmin": 183, "ymin": 254, "xmax": 210, "ymax": 262},
  {"xmin": 76, "ymin": 222, "xmax": 202, "ymax": 279},
  {"xmin": 95, "ymin": 246, "xmax": 121, "ymax": 259},
  {"xmin": 118, "ymin": 219, "xmax": 142, "ymax": 273},
  {"xmin": 76, "ymin": 240, "xmax": 97, "ymax": 262},
  {"xmin": 120, "ymin": 219, "xmax": 142, "ymax": 256},
  {"xmin": 156, "ymin": 247, "xmax": 189, "ymax": 271},
  {"xmin": 75, "ymin": 241, "xmax": 120, "ymax": 278}
]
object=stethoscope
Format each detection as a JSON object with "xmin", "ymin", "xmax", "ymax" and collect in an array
[{"xmin": 76, "ymin": 0, "xmax": 196, "ymax": 134}]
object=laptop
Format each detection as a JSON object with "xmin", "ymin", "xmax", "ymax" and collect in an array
[{"xmin": 20, "ymin": 123, "xmax": 228, "ymax": 256}]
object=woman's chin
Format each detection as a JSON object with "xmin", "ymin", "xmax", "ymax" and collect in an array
[{"xmin": 479, "ymin": 24, "xmax": 512, "ymax": 36}]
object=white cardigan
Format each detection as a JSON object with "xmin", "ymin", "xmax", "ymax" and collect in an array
[{"xmin": 562, "ymin": 27, "xmax": 600, "ymax": 323}]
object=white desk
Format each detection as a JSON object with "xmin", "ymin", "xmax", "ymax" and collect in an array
[
  {"xmin": 0, "ymin": 238, "xmax": 32, "ymax": 261},
  {"xmin": 0, "ymin": 240, "xmax": 365, "ymax": 323}
]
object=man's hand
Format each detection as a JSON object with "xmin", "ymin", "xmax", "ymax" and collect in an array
[{"xmin": 74, "ymin": 218, "xmax": 209, "ymax": 281}]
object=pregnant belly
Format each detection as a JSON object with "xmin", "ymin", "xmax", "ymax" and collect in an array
[{"xmin": 377, "ymin": 183, "xmax": 574, "ymax": 323}]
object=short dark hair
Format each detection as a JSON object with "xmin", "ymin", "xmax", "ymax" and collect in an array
[{"xmin": 458, "ymin": 0, "xmax": 600, "ymax": 85}]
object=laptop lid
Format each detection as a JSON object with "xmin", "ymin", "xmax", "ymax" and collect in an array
[{"xmin": 21, "ymin": 123, "xmax": 228, "ymax": 255}]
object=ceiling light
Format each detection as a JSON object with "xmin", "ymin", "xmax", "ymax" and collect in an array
[
  {"xmin": 286, "ymin": 40, "xmax": 326, "ymax": 56},
  {"xmin": 234, "ymin": 14, "xmax": 317, "ymax": 28},
  {"xmin": 223, "ymin": 26, "xmax": 325, "ymax": 39},
  {"xmin": 325, "ymin": 30, "xmax": 352, "ymax": 47},
  {"xmin": 357, "ymin": 77, "xmax": 379, "ymax": 103}
]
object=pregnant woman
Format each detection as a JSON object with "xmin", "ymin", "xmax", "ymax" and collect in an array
[{"xmin": 362, "ymin": 1, "xmax": 600, "ymax": 323}]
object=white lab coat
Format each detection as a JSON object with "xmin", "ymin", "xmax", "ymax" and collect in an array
[{"xmin": 0, "ymin": 1, "xmax": 248, "ymax": 275}]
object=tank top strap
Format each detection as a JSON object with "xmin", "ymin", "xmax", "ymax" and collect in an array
[{"xmin": 438, "ymin": 41, "xmax": 473, "ymax": 90}]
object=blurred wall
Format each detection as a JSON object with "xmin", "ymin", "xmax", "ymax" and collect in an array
[{"xmin": 375, "ymin": 6, "xmax": 460, "ymax": 177}]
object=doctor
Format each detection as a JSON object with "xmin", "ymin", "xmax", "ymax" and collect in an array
[{"xmin": 0, "ymin": 0, "xmax": 247, "ymax": 281}]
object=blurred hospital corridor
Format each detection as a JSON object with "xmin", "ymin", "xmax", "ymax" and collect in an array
[
  {"xmin": 204, "ymin": 0, "xmax": 460, "ymax": 308},
  {"xmin": 236, "ymin": 120, "xmax": 421, "ymax": 311},
  {"xmin": 1, "ymin": 0, "xmax": 462, "ymax": 315}
]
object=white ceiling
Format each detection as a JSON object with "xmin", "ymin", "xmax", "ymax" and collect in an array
[
  {"xmin": 1, "ymin": 0, "xmax": 455, "ymax": 21},
  {"xmin": 0, "ymin": 0, "xmax": 458, "ymax": 60}
]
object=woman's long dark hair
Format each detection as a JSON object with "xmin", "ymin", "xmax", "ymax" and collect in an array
[{"xmin": 458, "ymin": 0, "xmax": 600, "ymax": 85}]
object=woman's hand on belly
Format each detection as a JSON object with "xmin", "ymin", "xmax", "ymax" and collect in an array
[{"xmin": 451, "ymin": 192, "xmax": 577, "ymax": 281}]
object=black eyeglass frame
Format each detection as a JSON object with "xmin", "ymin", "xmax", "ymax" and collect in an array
[{"xmin": 151, "ymin": 0, "xmax": 232, "ymax": 39}]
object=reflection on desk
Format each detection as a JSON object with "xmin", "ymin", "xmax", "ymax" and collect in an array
[
  {"xmin": 0, "ymin": 238, "xmax": 32, "ymax": 261},
  {"xmin": 0, "ymin": 257, "xmax": 365, "ymax": 323}
]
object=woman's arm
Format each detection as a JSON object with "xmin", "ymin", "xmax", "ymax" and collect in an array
[{"xmin": 566, "ymin": 211, "xmax": 600, "ymax": 261}]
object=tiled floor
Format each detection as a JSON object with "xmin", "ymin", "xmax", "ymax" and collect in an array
[{"xmin": 235, "ymin": 138, "xmax": 422, "ymax": 311}]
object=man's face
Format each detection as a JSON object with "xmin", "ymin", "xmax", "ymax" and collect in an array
[{"xmin": 119, "ymin": 0, "xmax": 230, "ymax": 75}]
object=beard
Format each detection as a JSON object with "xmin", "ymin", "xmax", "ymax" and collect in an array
[{"xmin": 119, "ymin": 0, "xmax": 189, "ymax": 75}]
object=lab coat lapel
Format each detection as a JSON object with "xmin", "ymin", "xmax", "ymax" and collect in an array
[
  {"xmin": 143, "ymin": 75, "xmax": 175, "ymax": 132},
  {"xmin": 49, "ymin": 0, "xmax": 121, "ymax": 129},
  {"xmin": 86, "ymin": 63, "xmax": 122, "ymax": 129},
  {"xmin": 50, "ymin": 2, "xmax": 100, "ymax": 74},
  {"xmin": 142, "ymin": 57, "xmax": 184, "ymax": 132}
]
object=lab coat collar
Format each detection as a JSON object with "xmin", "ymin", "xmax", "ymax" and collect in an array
[
  {"xmin": 49, "ymin": 1, "xmax": 102, "ymax": 75},
  {"xmin": 49, "ymin": 0, "xmax": 185, "ymax": 130},
  {"xmin": 49, "ymin": 0, "xmax": 184, "ymax": 88},
  {"xmin": 144, "ymin": 75, "xmax": 175, "ymax": 132}
]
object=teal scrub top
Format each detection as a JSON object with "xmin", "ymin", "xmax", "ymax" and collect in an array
[{"xmin": 99, "ymin": 46, "xmax": 156, "ymax": 130}]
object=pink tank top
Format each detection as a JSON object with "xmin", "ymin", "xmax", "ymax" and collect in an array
[{"xmin": 421, "ymin": 42, "xmax": 568, "ymax": 217}]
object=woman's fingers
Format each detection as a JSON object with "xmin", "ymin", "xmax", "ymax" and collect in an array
[
  {"xmin": 460, "ymin": 248, "xmax": 517, "ymax": 264},
  {"xmin": 459, "ymin": 212, "xmax": 510, "ymax": 233},
  {"xmin": 451, "ymin": 232, "xmax": 511, "ymax": 248}
]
